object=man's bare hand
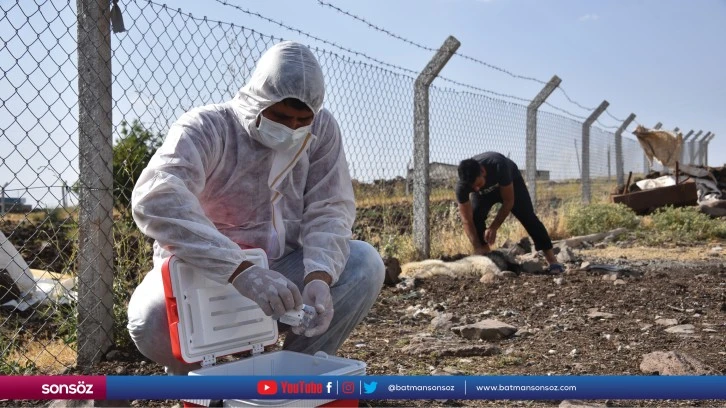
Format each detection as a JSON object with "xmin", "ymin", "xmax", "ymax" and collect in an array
[{"xmin": 484, "ymin": 228, "xmax": 498, "ymax": 246}]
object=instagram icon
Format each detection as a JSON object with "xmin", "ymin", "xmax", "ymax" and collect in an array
[{"xmin": 341, "ymin": 381, "xmax": 355, "ymax": 394}]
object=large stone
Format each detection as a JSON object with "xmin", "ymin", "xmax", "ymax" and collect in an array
[
  {"xmin": 556, "ymin": 245, "xmax": 576, "ymax": 264},
  {"xmin": 556, "ymin": 228, "xmax": 628, "ymax": 249},
  {"xmin": 402, "ymin": 336, "xmax": 500, "ymax": 357},
  {"xmin": 664, "ymin": 324, "xmax": 695, "ymax": 334},
  {"xmin": 587, "ymin": 309, "xmax": 615, "ymax": 320},
  {"xmin": 451, "ymin": 319, "xmax": 517, "ymax": 341},
  {"xmin": 655, "ymin": 318, "xmax": 678, "ymax": 327},
  {"xmin": 430, "ymin": 313, "xmax": 458, "ymax": 332},
  {"xmin": 640, "ymin": 351, "xmax": 714, "ymax": 375},
  {"xmin": 559, "ymin": 401, "xmax": 607, "ymax": 408}
]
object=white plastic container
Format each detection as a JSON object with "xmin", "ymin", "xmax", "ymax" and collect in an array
[{"xmin": 161, "ymin": 250, "xmax": 365, "ymax": 408}]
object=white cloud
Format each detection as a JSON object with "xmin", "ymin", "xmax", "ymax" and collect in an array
[{"xmin": 579, "ymin": 14, "xmax": 600, "ymax": 22}]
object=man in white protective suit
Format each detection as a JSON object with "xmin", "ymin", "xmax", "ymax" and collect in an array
[{"xmin": 127, "ymin": 41, "xmax": 385, "ymax": 375}]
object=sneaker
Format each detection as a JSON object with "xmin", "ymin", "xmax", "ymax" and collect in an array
[{"xmin": 547, "ymin": 263, "xmax": 565, "ymax": 274}]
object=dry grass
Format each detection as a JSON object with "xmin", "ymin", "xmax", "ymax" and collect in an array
[
  {"xmin": 8, "ymin": 338, "xmax": 76, "ymax": 374},
  {"xmin": 581, "ymin": 245, "xmax": 724, "ymax": 262},
  {"xmin": 358, "ymin": 179, "xmax": 620, "ymax": 262},
  {"xmin": 355, "ymin": 178, "xmax": 618, "ymax": 209}
]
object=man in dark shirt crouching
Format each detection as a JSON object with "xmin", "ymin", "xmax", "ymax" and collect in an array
[{"xmin": 456, "ymin": 152, "xmax": 563, "ymax": 274}]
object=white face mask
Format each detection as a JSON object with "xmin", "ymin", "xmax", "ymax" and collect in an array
[{"xmin": 255, "ymin": 115, "xmax": 311, "ymax": 151}]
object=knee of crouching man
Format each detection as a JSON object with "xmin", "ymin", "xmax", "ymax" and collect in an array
[{"xmin": 353, "ymin": 240, "xmax": 385, "ymax": 292}]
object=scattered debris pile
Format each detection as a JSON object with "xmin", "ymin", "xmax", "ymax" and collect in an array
[
  {"xmin": 621, "ymin": 164, "xmax": 726, "ymax": 217},
  {"xmin": 680, "ymin": 164, "xmax": 726, "ymax": 217},
  {"xmin": 609, "ymin": 126, "xmax": 725, "ymax": 216},
  {"xmin": 0, "ymin": 231, "xmax": 76, "ymax": 312}
]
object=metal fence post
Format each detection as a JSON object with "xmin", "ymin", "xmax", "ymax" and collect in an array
[
  {"xmin": 615, "ymin": 113, "xmax": 636, "ymax": 187},
  {"xmin": 689, "ymin": 130, "xmax": 703, "ymax": 165},
  {"xmin": 526, "ymin": 75, "xmax": 561, "ymax": 205},
  {"xmin": 680, "ymin": 130, "xmax": 694, "ymax": 164},
  {"xmin": 698, "ymin": 132, "xmax": 711, "ymax": 165},
  {"xmin": 704, "ymin": 134, "xmax": 715, "ymax": 166},
  {"xmin": 607, "ymin": 145, "xmax": 611, "ymax": 181},
  {"xmin": 76, "ymin": 0, "xmax": 114, "ymax": 366},
  {"xmin": 701, "ymin": 133, "xmax": 716, "ymax": 166},
  {"xmin": 0, "ymin": 183, "xmax": 7, "ymax": 215},
  {"xmin": 582, "ymin": 101, "xmax": 609, "ymax": 204},
  {"xmin": 699, "ymin": 132, "xmax": 712, "ymax": 166},
  {"xmin": 413, "ymin": 35, "xmax": 460, "ymax": 260}
]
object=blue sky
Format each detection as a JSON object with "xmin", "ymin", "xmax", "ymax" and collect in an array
[
  {"xmin": 1, "ymin": 0, "xmax": 724, "ymax": 207},
  {"xmin": 173, "ymin": 0, "xmax": 725, "ymax": 161}
]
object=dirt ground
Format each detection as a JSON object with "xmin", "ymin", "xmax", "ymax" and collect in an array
[{"xmin": 4, "ymin": 243, "xmax": 723, "ymax": 408}]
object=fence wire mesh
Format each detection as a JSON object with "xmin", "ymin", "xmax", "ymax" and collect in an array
[
  {"xmin": 1, "ymin": 0, "xmax": 81, "ymax": 375},
  {"xmin": 0, "ymin": 0, "xmax": 707, "ymax": 374}
]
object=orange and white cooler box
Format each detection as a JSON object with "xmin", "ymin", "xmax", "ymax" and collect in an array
[{"xmin": 161, "ymin": 249, "xmax": 365, "ymax": 408}]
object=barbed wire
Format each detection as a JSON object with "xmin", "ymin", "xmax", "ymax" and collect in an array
[
  {"xmin": 212, "ymin": 0, "xmax": 420, "ymax": 76},
  {"xmin": 435, "ymin": 77, "xmax": 531, "ymax": 104},
  {"xmin": 554, "ymin": 87, "xmax": 597, "ymax": 112},
  {"xmin": 605, "ymin": 110, "xmax": 628, "ymax": 124},
  {"xmin": 542, "ymin": 102, "xmax": 588, "ymax": 121},
  {"xmin": 314, "ymin": 0, "xmax": 548, "ymax": 85},
  {"xmin": 595, "ymin": 119, "xmax": 619, "ymax": 131},
  {"xmin": 217, "ymin": 0, "xmax": 615, "ymax": 124},
  {"xmin": 153, "ymin": 0, "xmax": 625, "ymax": 130},
  {"xmin": 315, "ymin": 0, "xmax": 437, "ymax": 53},
  {"xmin": 311, "ymin": 0, "xmax": 621, "ymax": 115}
]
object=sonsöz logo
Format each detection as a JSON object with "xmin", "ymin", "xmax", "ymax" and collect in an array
[{"xmin": 41, "ymin": 381, "xmax": 94, "ymax": 395}]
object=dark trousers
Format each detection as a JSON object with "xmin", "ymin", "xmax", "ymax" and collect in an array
[{"xmin": 472, "ymin": 176, "xmax": 553, "ymax": 251}]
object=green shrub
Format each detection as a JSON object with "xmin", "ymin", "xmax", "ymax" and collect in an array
[
  {"xmin": 113, "ymin": 218, "xmax": 154, "ymax": 348},
  {"xmin": 644, "ymin": 206, "xmax": 726, "ymax": 243},
  {"xmin": 565, "ymin": 203, "xmax": 640, "ymax": 236}
]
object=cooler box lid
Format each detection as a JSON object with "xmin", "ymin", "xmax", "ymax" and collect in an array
[{"xmin": 161, "ymin": 249, "xmax": 278, "ymax": 364}]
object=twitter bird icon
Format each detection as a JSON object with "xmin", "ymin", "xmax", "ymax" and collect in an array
[{"xmin": 362, "ymin": 381, "xmax": 377, "ymax": 394}]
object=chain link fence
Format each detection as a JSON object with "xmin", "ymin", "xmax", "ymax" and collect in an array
[
  {"xmin": 1, "ymin": 0, "xmax": 81, "ymax": 375},
  {"xmin": 0, "ymin": 0, "xmax": 710, "ymax": 374}
]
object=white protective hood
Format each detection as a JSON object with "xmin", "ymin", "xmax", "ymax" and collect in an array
[{"xmin": 132, "ymin": 41, "xmax": 355, "ymax": 285}]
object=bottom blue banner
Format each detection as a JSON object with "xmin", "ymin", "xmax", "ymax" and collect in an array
[{"xmin": 101, "ymin": 375, "xmax": 726, "ymax": 400}]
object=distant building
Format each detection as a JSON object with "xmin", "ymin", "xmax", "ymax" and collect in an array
[
  {"xmin": 0, "ymin": 196, "xmax": 32, "ymax": 214},
  {"xmin": 519, "ymin": 169, "xmax": 551, "ymax": 181},
  {"xmin": 406, "ymin": 162, "xmax": 458, "ymax": 193}
]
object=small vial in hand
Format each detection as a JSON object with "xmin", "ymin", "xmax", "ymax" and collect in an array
[
  {"xmin": 300, "ymin": 304, "xmax": 316, "ymax": 328},
  {"xmin": 279, "ymin": 304, "xmax": 317, "ymax": 328}
]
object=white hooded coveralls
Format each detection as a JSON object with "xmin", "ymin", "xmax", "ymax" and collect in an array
[{"xmin": 131, "ymin": 41, "xmax": 356, "ymax": 286}]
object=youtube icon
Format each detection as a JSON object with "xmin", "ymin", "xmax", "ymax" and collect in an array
[{"xmin": 257, "ymin": 380, "xmax": 278, "ymax": 395}]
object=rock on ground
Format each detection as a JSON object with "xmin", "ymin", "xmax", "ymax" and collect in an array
[
  {"xmin": 640, "ymin": 350, "xmax": 714, "ymax": 375},
  {"xmin": 664, "ymin": 324, "xmax": 695, "ymax": 334},
  {"xmin": 451, "ymin": 319, "xmax": 517, "ymax": 341},
  {"xmin": 559, "ymin": 401, "xmax": 607, "ymax": 408},
  {"xmin": 401, "ymin": 335, "xmax": 500, "ymax": 358}
]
